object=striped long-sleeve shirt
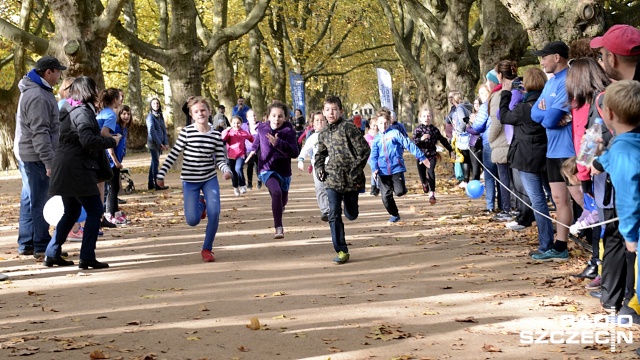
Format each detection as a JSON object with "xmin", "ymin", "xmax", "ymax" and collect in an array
[{"xmin": 157, "ymin": 124, "xmax": 230, "ymax": 182}]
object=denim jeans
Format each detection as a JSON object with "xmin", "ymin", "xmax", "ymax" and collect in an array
[
  {"xmin": 228, "ymin": 157, "xmax": 246, "ymax": 188},
  {"xmin": 17, "ymin": 161, "xmax": 34, "ymax": 252},
  {"xmin": 496, "ymin": 163, "xmax": 511, "ymax": 212},
  {"xmin": 148, "ymin": 144, "xmax": 160, "ymax": 189},
  {"xmin": 519, "ymin": 170, "xmax": 554, "ymax": 252},
  {"xmin": 183, "ymin": 177, "xmax": 221, "ymax": 251},
  {"xmin": 46, "ymin": 194, "xmax": 102, "ymax": 260},
  {"xmin": 482, "ymin": 146, "xmax": 498, "ymax": 211},
  {"xmin": 23, "ymin": 161, "xmax": 51, "ymax": 253},
  {"xmin": 325, "ymin": 189, "xmax": 359, "ymax": 253}
]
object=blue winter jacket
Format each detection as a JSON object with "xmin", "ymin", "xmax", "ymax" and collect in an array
[{"xmin": 370, "ymin": 128, "xmax": 426, "ymax": 176}]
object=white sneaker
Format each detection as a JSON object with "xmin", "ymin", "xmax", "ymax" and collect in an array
[
  {"xmin": 458, "ymin": 181, "xmax": 468, "ymax": 189},
  {"xmin": 505, "ymin": 221, "xmax": 526, "ymax": 231},
  {"xmin": 239, "ymin": 186, "xmax": 247, "ymax": 194},
  {"xmin": 233, "ymin": 188, "xmax": 240, "ymax": 196},
  {"xmin": 274, "ymin": 227, "xmax": 284, "ymax": 239}
]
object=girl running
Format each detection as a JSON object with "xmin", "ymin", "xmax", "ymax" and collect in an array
[{"xmin": 221, "ymin": 116, "xmax": 254, "ymax": 196}]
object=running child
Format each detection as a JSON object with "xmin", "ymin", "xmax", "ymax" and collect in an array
[
  {"xmin": 156, "ymin": 97, "xmax": 232, "ymax": 262},
  {"xmin": 365, "ymin": 121, "xmax": 380, "ymax": 196},
  {"xmin": 297, "ymin": 111, "xmax": 329, "ymax": 221},
  {"xmin": 221, "ymin": 116, "xmax": 254, "ymax": 196}
]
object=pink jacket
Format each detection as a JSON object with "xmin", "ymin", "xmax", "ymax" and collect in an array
[{"xmin": 221, "ymin": 128, "xmax": 254, "ymax": 159}]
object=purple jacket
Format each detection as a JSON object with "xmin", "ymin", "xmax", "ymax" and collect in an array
[{"xmin": 252, "ymin": 121, "xmax": 299, "ymax": 176}]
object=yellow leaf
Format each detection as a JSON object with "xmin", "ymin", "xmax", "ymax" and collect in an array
[
  {"xmin": 423, "ymin": 311, "xmax": 439, "ymax": 315},
  {"xmin": 186, "ymin": 336, "xmax": 201, "ymax": 341},
  {"xmin": 272, "ymin": 291, "xmax": 286, "ymax": 296},
  {"xmin": 246, "ymin": 317, "xmax": 261, "ymax": 330},
  {"xmin": 272, "ymin": 315, "xmax": 287, "ymax": 319}
]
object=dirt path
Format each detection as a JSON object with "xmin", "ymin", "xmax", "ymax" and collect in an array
[{"xmin": 0, "ymin": 152, "xmax": 637, "ymax": 359}]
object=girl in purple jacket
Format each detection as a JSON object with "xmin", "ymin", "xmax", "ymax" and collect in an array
[{"xmin": 248, "ymin": 101, "xmax": 300, "ymax": 239}]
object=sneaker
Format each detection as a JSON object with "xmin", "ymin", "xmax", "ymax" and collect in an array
[
  {"xmin": 118, "ymin": 198, "xmax": 127, "ymax": 205},
  {"xmin": 0, "ymin": 274, "xmax": 8, "ymax": 281},
  {"xmin": 18, "ymin": 248, "xmax": 34, "ymax": 256},
  {"xmin": 100, "ymin": 216, "xmax": 117, "ymax": 229},
  {"xmin": 422, "ymin": 183, "xmax": 429, "ymax": 194},
  {"xmin": 505, "ymin": 221, "xmax": 525, "ymax": 231},
  {"xmin": 106, "ymin": 214, "xmax": 127, "ymax": 225},
  {"xmin": 247, "ymin": 183, "xmax": 253, "ymax": 190},
  {"xmin": 585, "ymin": 275, "xmax": 601, "ymax": 290},
  {"xmin": 531, "ymin": 248, "xmax": 569, "ymax": 262},
  {"xmin": 98, "ymin": 230, "xmax": 104, "ymax": 236},
  {"xmin": 483, "ymin": 209, "xmax": 496, "ymax": 216},
  {"xmin": 388, "ymin": 215, "xmax": 401, "ymax": 223},
  {"xmin": 492, "ymin": 211, "xmax": 513, "ymax": 222},
  {"xmin": 201, "ymin": 250, "xmax": 215, "ymax": 262},
  {"xmin": 114, "ymin": 212, "xmax": 131, "ymax": 224},
  {"xmin": 429, "ymin": 195, "xmax": 437, "ymax": 205},
  {"xmin": 200, "ymin": 196, "xmax": 206, "ymax": 219},
  {"xmin": 274, "ymin": 227, "xmax": 284, "ymax": 239},
  {"xmin": 67, "ymin": 227, "xmax": 84, "ymax": 242},
  {"xmin": 528, "ymin": 249, "xmax": 543, "ymax": 257},
  {"xmin": 333, "ymin": 251, "xmax": 350, "ymax": 264},
  {"xmin": 458, "ymin": 181, "xmax": 468, "ymax": 189},
  {"xmin": 257, "ymin": 181, "xmax": 263, "ymax": 190},
  {"xmin": 321, "ymin": 213, "xmax": 329, "ymax": 222},
  {"xmin": 233, "ymin": 188, "xmax": 240, "ymax": 196},
  {"xmin": 239, "ymin": 186, "xmax": 247, "ymax": 194}
]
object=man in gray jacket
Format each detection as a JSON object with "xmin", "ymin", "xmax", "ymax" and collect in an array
[{"xmin": 16, "ymin": 56, "xmax": 65, "ymax": 259}]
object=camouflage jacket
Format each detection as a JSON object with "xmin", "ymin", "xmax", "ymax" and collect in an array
[{"xmin": 314, "ymin": 118, "xmax": 371, "ymax": 192}]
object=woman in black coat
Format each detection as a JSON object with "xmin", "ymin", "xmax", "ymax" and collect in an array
[
  {"xmin": 499, "ymin": 68, "xmax": 553, "ymax": 256},
  {"xmin": 45, "ymin": 76, "xmax": 120, "ymax": 269}
]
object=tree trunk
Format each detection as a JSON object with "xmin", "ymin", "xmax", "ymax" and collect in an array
[
  {"xmin": 124, "ymin": 0, "xmax": 145, "ymax": 124},
  {"xmin": 244, "ymin": 0, "xmax": 265, "ymax": 117},
  {"xmin": 498, "ymin": 0, "xmax": 605, "ymax": 48},
  {"xmin": 478, "ymin": 0, "xmax": 529, "ymax": 75},
  {"xmin": 267, "ymin": 6, "xmax": 286, "ymax": 102},
  {"xmin": 212, "ymin": 0, "xmax": 237, "ymax": 112}
]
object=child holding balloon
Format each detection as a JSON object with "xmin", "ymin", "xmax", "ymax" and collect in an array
[{"xmin": 369, "ymin": 108, "xmax": 431, "ymax": 222}]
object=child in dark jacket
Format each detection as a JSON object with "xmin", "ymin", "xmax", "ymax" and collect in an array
[
  {"xmin": 413, "ymin": 106, "xmax": 453, "ymax": 204},
  {"xmin": 370, "ymin": 108, "xmax": 431, "ymax": 222},
  {"xmin": 249, "ymin": 101, "xmax": 299, "ymax": 239}
]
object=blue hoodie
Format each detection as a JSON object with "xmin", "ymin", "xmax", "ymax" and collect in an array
[
  {"xmin": 370, "ymin": 128, "xmax": 426, "ymax": 175},
  {"xmin": 598, "ymin": 128, "xmax": 640, "ymax": 243}
]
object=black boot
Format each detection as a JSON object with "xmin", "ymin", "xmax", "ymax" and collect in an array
[
  {"xmin": 79, "ymin": 259, "xmax": 109, "ymax": 270},
  {"xmin": 572, "ymin": 262, "xmax": 598, "ymax": 279},
  {"xmin": 43, "ymin": 256, "xmax": 75, "ymax": 267},
  {"xmin": 370, "ymin": 185, "xmax": 380, "ymax": 196}
]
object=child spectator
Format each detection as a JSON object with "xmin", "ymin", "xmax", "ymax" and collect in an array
[
  {"xmin": 365, "ymin": 121, "xmax": 380, "ymax": 196},
  {"xmin": 156, "ymin": 97, "xmax": 232, "ymax": 262},
  {"xmin": 297, "ymin": 111, "xmax": 329, "ymax": 221},
  {"xmin": 221, "ymin": 116, "xmax": 254, "ymax": 196},
  {"xmin": 413, "ymin": 106, "xmax": 453, "ymax": 204},
  {"xmin": 370, "ymin": 108, "xmax": 431, "ymax": 222},
  {"xmin": 105, "ymin": 105, "xmax": 132, "ymax": 225},
  {"xmin": 249, "ymin": 101, "xmax": 299, "ymax": 239}
]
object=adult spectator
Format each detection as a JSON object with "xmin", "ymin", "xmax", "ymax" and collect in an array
[
  {"xmin": 146, "ymin": 98, "xmax": 169, "ymax": 190},
  {"xmin": 213, "ymin": 104, "xmax": 230, "ymax": 131},
  {"xmin": 590, "ymin": 24, "xmax": 640, "ymax": 81},
  {"xmin": 16, "ymin": 55, "xmax": 65, "ymax": 260},
  {"xmin": 530, "ymin": 41, "xmax": 574, "ymax": 262},
  {"xmin": 389, "ymin": 110, "xmax": 408, "ymax": 137},
  {"xmin": 232, "ymin": 96, "xmax": 251, "ymax": 123},
  {"xmin": 450, "ymin": 92, "xmax": 473, "ymax": 188}
]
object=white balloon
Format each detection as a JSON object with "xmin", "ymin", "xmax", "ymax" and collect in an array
[{"xmin": 43, "ymin": 196, "xmax": 64, "ymax": 226}]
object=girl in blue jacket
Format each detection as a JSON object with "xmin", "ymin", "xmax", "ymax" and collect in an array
[{"xmin": 369, "ymin": 108, "xmax": 430, "ymax": 222}]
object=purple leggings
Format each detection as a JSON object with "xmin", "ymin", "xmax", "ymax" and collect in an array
[{"xmin": 266, "ymin": 176, "xmax": 289, "ymax": 228}]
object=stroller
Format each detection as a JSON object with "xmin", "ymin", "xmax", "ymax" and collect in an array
[{"xmin": 120, "ymin": 168, "xmax": 135, "ymax": 194}]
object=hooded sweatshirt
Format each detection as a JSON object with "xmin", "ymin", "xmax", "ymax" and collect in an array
[
  {"xmin": 17, "ymin": 70, "xmax": 60, "ymax": 168},
  {"xmin": 598, "ymin": 127, "xmax": 640, "ymax": 243},
  {"xmin": 252, "ymin": 121, "xmax": 299, "ymax": 176}
]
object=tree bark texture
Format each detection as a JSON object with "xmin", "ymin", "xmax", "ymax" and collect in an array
[
  {"xmin": 244, "ymin": 0, "xmax": 265, "ymax": 117},
  {"xmin": 124, "ymin": 0, "xmax": 145, "ymax": 124},
  {"xmin": 212, "ymin": 0, "xmax": 237, "ymax": 113}
]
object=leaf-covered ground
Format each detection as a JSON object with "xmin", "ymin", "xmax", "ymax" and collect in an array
[{"xmin": 0, "ymin": 152, "xmax": 638, "ymax": 359}]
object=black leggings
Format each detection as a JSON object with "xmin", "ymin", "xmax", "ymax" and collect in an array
[
  {"xmin": 106, "ymin": 166, "xmax": 120, "ymax": 216},
  {"xmin": 416, "ymin": 157, "xmax": 437, "ymax": 192},
  {"xmin": 246, "ymin": 155, "xmax": 259, "ymax": 185},
  {"xmin": 460, "ymin": 149, "xmax": 472, "ymax": 182}
]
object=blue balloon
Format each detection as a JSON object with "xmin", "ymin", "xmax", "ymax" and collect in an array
[
  {"xmin": 77, "ymin": 207, "xmax": 87, "ymax": 223},
  {"xmin": 466, "ymin": 180, "xmax": 485, "ymax": 199}
]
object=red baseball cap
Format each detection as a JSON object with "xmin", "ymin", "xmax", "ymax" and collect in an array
[{"xmin": 590, "ymin": 24, "xmax": 640, "ymax": 56}]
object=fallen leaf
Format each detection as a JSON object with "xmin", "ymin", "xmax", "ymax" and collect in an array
[
  {"xmin": 328, "ymin": 346, "xmax": 342, "ymax": 352},
  {"xmin": 246, "ymin": 317, "xmax": 261, "ymax": 330},
  {"xmin": 199, "ymin": 305, "xmax": 209, "ymax": 312},
  {"xmin": 272, "ymin": 315, "xmax": 287, "ymax": 319},
  {"xmin": 238, "ymin": 345, "xmax": 249, "ymax": 352},
  {"xmin": 454, "ymin": 317, "xmax": 478, "ymax": 323},
  {"xmin": 482, "ymin": 343, "xmax": 501, "ymax": 352},
  {"xmin": 90, "ymin": 349, "xmax": 110, "ymax": 359},
  {"xmin": 272, "ymin": 291, "xmax": 286, "ymax": 296},
  {"xmin": 186, "ymin": 337, "xmax": 201, "ymax": 341}
]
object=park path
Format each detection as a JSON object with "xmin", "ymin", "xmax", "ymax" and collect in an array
[{"xmin": 0, "ymin": 152, "xmax": 637, "ymax": 359}]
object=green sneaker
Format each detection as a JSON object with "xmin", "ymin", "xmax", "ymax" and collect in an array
[
  {"xmin": 333, "ymin": 251, "xmax": 350, "ymax": 264},
  {"xmin": 531, "ymin": 248, "xmax": 569, "ymax": 262}
]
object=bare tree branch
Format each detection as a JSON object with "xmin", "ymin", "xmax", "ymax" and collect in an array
[
  {"xmin": 306, "ymin": 0, "xmax": 337, "ymax": 55},
  {"xmin": 0, "ymin": 18, "xmax": 49, "ymax": 55},
  {"xmin": 310, "ymin": 58, "xmax": 398, "ymax": 78},
  {"xmin": 112, "ymin": 22, "xmax": 167, "ymax": 65},
  {"xmin": 332, "ymin": 43, "xmax": 395, "ymax": 60},
  {"xmin": 195, "ymin": 10, "xmax": 212, "ymax": 45},
  {"xmin": 96, "ymin": 0, "xmax": 129, "ymax": 34}
]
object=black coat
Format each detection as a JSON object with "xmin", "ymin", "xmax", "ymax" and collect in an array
[
  {"xmin": 499, "ymin": 91, "xmax": 547, "ymax": 173},
  {"xmin": 49, "ymin": 102, "xmax": 117, "ymax": 197}
]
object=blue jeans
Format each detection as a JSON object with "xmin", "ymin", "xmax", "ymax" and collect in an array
[
  {"xmin": 23, "ymin": 161, "xmax": 51, "ymax": 253},
  {"xmin": 228, "ymin": 157, "xmax": 246, "ymax": 188},
  {"xmin": 519, "ymin": 171, "xmax": 554, "ymax": 252},
  {"xmin": 183, "ymin": 177, "xmax": 221, "ymax": 251},
  {"xmin": 148, "ymin": 144, "xmax": 160, "ymax": 189},
  {"xmin": 17, "ymin": 161, "xmax": 34, "ymax": 252},
  {"xmin": 482, "ymin": 146, "xmax": 498, "ymax": 211},
  {"xmin": 496, "ymin": 163, "xmax": 511, "ymax": 211},
  {"xmin": 326, "ymin": 189, "xmax": 359, "ymax": 253},
  {"xmin": 46, "ymin": 194, "xmax": 102, "ymax": 259}
]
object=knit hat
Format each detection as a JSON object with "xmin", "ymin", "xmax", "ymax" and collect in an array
[{"xmin": 486, "ymin": 70, "xmax": 499, "ymax": 85}]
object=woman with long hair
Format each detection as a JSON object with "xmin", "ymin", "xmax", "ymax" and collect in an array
[{"xmin": 146, "ymin": 98, "xmax": 169, "ymax": 190}]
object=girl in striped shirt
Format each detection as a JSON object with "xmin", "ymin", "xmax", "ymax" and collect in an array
[{"xmin": 156, "ymin": 97, "xmax": 231, "ymax": 262}]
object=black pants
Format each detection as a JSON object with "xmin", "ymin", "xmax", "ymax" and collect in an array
[
  {"xmin": 511, "ymin": 168, "xmax": 534, "ymax": 226},
  {"xmin": 377, "ymin": 173, "xmax": 407, "ymax": 217},
  {"xmin": 469, "ymin": 143, "xmax": 483, "ymax": 181},
  {"xmin": 416, "ymin": 157, "xmax": 437, "ymax": 192},
  {"xmin": 600, "ymin": 207, "xmax": 627, "ymax": 311},
  {"xmin": 246, "ymin": 155, "xmax": 259, "ymax": 186},
  {"xmin": 106, "ymin": 166, "xmax": 120, "ymax": 216},
  {"xmin": 460, "ymin": 149, "xmax": 472, "ymax": 182}
]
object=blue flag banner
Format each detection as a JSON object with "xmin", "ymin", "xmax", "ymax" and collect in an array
[
  {"xmin": 289, "ymin": 71, "xmax": 306, "ymax": 117},
  {"xmin": 376, "ymin": 68, "xmax": 393, "ymax": 111}
]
